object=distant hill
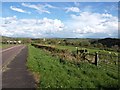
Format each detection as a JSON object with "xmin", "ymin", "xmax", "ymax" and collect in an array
[
  {"xmin": 91, "ymin": 38, "xmax": 120, "ymax": 47},
  {"xmin": 2, "ymin": 36, "xmax": 13, "ymax": 40},
  {"xmin": 1, "ymin": 36, "xmax": 120, "ymax": 48}
]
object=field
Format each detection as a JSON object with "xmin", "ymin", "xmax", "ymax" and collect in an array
[
  {"xmin": 48, "ymin": 44, "xmax": 118, "ymax": 55},
  {"xmin": 0, "ymin": 44, "xmax": 15, "ymax": 49},
  {"xmin": 27, "ymin": 45, "xmax": 119, "ymax": 88}
]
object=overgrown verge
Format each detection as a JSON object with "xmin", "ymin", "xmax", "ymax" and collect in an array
[
  {"xmin": 31, "ymin": 43, "xmax": 118, "ymax": 66},
  {"xmin": 31, "ymin": 43, "xmax": 95, "ymax": 64},
  {"xmin": 27, "ymin": 45, "xmax": 119, "ymax": 88}
]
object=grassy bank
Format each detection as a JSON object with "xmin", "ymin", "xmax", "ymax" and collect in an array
[{"xmin": 27, "ymin": 45, "xmax": 118, "ymax": 88}]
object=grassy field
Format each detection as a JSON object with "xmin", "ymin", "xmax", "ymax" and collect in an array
[
  {"xmin": 27, "ymin": 45, "xmax": 118, "ymax": 88},
  {"xmin": 34, "ymin": 43, "xmax": 118, "ymax": 55},
  {"xmin": 54, "ymin": 45, "xmax": 118, "ymax": 55},
  {"xmin": 0, "ymin": 44, "xmax": 15, "ymax": 49}
]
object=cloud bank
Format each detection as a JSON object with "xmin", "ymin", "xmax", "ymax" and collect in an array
[
  {"xmin": 0, "ymin": 17, "xmax": 64, "ymax": 38},
  {"xmin": 66, "ymin": 12, "xmax": 118, "ymax": 38}
]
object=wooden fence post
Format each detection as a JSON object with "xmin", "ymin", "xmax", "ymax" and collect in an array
[
  {"xmin": 76, "ymin": 47, "xmax": 78, "ymax": 54},
  {"xmin": 76, "ymin": 47, "xmax": 79, "ymax": 61},
  {"xmin": 95, "ymin": 52, "xmax": 99, "ymax": 66}
]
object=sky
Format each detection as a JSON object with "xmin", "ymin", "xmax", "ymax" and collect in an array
[{"xmin": 0, "ymin": 2, "xmax": 119, "ymax": 38}]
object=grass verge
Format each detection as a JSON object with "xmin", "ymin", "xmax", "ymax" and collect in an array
[{"xmin": 27, "ymin": 45, "xmax": 118, "ymax": 88}]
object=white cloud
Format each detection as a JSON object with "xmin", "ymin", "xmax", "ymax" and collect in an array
[
  {"xmin": 66, "ymin": 12, "xmax": 118, "ymax": 38},
  {"xmin": 10, "ymin": 6, "xmax": 31, "ymax": 14},
  {"xmin": 0, "ymin": 16, "xmax": 64, "ymax": 38},
  {"xmin": 65, "ymin": 7, "xmax": 80, "ymax": 13},
  {"xmin": 21, "ymin": 3, "xmax": 54, "ymax": 14},
  {"xmin": 44, "ymin": 4, "xmax": 57, "ymax": 9},
  {"xmin": 0, "ymin": 10, "xmax": 118, "ymax": 38}
]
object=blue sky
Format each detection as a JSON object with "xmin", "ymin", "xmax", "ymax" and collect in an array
[
  {"xmin": 2, "ymin": 2, "xmax": 118, "ymax": 19},
  {"xmin": 0, "ymin": 2, "xmax": 119, "ymax": 38}
]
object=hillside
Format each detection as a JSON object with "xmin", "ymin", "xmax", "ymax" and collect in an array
[{"xmin": 91, "ymin": 38, "xmax": 120, "ymax": 48}]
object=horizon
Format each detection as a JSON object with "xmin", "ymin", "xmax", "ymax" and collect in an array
[
  {"xmin": 1, "ymin": 35, "xmax": 119, "ymax": 39},
  {"xmin": 0, "ymin": 2, "xmax": 119, "ymax": 38}
]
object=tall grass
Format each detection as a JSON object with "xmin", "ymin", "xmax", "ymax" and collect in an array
[{"xmin": 27, "ymin": 45, "xmax": 118, "ymax": 88}]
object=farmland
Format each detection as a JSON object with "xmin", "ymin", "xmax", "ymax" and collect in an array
[
  {"xmin": 27, "ymin": 44, "xmax": 119, "ymax": 88},
  {"xmin": 42, "ymin": 44, "xmax": 118, "ymax": 54}
]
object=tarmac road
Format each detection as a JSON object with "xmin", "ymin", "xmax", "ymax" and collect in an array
[
  {"xmin": 2, "ymin": 45, "xmax": 25, "ymax": 67},
  {"xmin": 2, "ymin": 45, "xmax": 35, "ymax": 88}
]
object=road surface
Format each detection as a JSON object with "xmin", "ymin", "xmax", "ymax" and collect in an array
[
  {"xmin": 2, "ymin": 45, "xmax": 35, "ymax": 88},
  {"xmin": 2, "ymin": 45, "xmax": 24, "ymax": 68}
]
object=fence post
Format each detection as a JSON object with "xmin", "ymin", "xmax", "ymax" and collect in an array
[
  {"xmin": 95, "ymin": 52, "xmax": 99, "ymax": 66},
  {"xmin": 76, "ymin": 47, "xmax": 79, "ymax": 61}
]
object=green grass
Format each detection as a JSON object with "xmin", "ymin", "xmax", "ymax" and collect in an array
[
  {"xmin": 0, "ymin": 44, "xmax": 15, "ymax": 49},
  {"xmin": 0, "ymin": 43, "xmax": 2, "ymax": 48},
  {"xmin": 27, "ymin": 45, "xmax": 119, "ymax": 88},
  {"xmin": 55, "ymin": 45, "xmax": 118, "ymax": 55},
  {"xmin": 34, "ymin": 43, "xmax": 118, "ymax": 55},
  {"xmin": 36, "ymin": 43, "xmax": 118, "ymax": 56}
]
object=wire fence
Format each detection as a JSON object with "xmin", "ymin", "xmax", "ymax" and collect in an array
[
  {"xmin": 32, "ymin": 43, "xmax": 119, "ymax": 73},
  {"xmin": 79, "ymin": 52, "xmax": 119, "ymax": 73}
]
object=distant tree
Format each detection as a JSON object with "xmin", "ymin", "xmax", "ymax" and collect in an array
[
  {"xmin": 62, "ymin": 39, "xmax": 68, "ymax": 45},
  {"xmin": 112, "ymin": 45, "xmax": 119, "ymax": 52},
  {"xmin": 93, "ymin": 44, "xmax": 97, "ymax": 47},
  {"xmin": 27, "ymin": 38, "xmax": 32, "ymax": 43},
  {"xmin": 80, "ymin": 41, "xmax": 91, "ymax": 47},
  {"xmin": 97, "ymin": 43, "xmax": 103, "ymax": 49}
]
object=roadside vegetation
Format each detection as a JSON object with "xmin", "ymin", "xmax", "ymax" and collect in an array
[
  {"xmin": 27, "ymin": 45, "xmax": 118, "ymax": 88},
  {"xmin": 0, "ymin": 43, "xmax": 15, "ymax": 49},
  {"xmin": 0, "ymin": 43, "xmax": 2, "ymax": 48}
]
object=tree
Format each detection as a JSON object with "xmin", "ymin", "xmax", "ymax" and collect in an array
[
  {"xmin": 80, "ymin": 41, "xmax": 91, "ymax": 47},
  {"xmin": 97, "ymin": 43, "xmax": 103, "ymax": 49},
  {"xmin": 112, "ymin": 45, "xmax": 119, "ymax": 52}
]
